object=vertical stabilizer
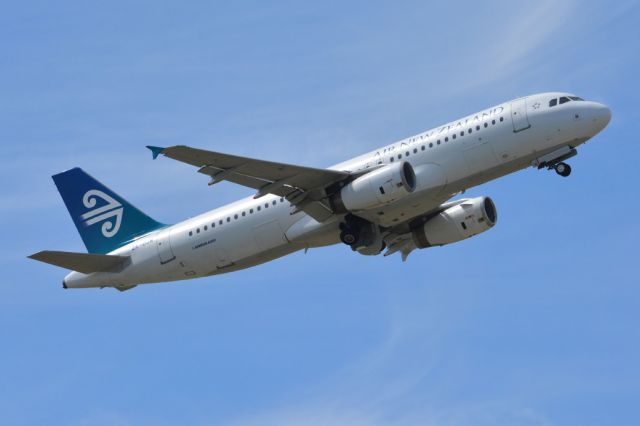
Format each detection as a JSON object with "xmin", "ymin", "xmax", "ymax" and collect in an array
[{"xmin": 52, "ymin": 168, "xmax": 166, "ymax": 253}]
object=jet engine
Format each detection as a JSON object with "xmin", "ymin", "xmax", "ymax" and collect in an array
[
  {"xmin": 412, "ymin": 196, "xmax": 497, "ymax": 248},
  {"xmin": 331, "ymin": 161, "xmax": 416, "ymax": 213}
]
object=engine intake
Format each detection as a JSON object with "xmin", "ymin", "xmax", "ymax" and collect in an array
[
  {"xmin": 412, "ymin": 196, "xmax": 497, "ymax": 248},
  {"xmin": 332, "ymin": 161, "xmax": 416, "ymax": 213}
]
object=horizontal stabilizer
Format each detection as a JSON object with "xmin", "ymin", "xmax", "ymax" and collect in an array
[{"xmin": 28, "ymin": 250, "xmax": 129, "ymax": 274}]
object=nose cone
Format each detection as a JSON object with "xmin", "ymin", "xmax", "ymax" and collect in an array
[
  {"xmin": 589, "ymin": 102, "xmax": 611, "ymax": 135},
  {"xmin": 596, "ymin": 102, "xmax": 611, "ymax": 125}
]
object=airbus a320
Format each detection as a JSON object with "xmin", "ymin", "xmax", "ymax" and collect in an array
[{"xmin": 29, "ymin": 93, "xmax": 611, "ymax": 291}]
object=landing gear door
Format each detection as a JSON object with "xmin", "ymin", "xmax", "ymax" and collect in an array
[
  {"xmin": 156, "ymin": 230, "xmax": 176, "ymax": 264},
  {"xmin": 510, "ymin": 98, "xmax": 531, "ymax": 132}
]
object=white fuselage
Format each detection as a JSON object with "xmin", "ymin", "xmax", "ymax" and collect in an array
[{"xmin": 64, "ymin": 92, "xmax": 611, "ymax": 289}]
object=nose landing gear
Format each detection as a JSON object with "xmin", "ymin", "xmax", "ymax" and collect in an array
[
  {"xmin": 553, "ymin": 162, "xmax": 572, "ymax": 177},
  {"xmin": 533, "ymin": 146, "xmax": 577, "ymax": 178}
]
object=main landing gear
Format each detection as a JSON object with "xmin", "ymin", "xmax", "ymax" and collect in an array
[
  {"xmin": 340, "ymin": 224, "xmax": 358, "ymax": 246},
  {"xmin": 339, "ymin": 223, "xmax": 359, "ymax": 245},
  {"xmin": 553, "ymin": 162, "xmax": 572, "ymax": 177},
  {"xmin": 338, "ymin": 214, "xmax": 386, "ymax": 255}
]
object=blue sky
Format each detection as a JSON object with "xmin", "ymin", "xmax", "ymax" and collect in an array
[{"xmin": 2, "ymin": 1, "xmax": 639, "ymax": 425}]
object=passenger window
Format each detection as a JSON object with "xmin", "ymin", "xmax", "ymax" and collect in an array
[
  {"xmin": 257, "ymin": 206, "xmax": 261, "ymax": 211},
  {"xmin": 443, "ymin": 138, "xmax": 447, "ymax": 143},
  {"xmin": 196, "ymin": 228, "xmax": 200, "ymax": 233},
  {"xmin": 460, "ymin": 131, "xmax": 464, "ymax": 136},
  {"xmin": 452, "ymin": 134, "xmax": 456, "ymax": 139},
  {"xmin": 234, "ymin": 214, "xmax": 238, "ymax": 219},
  {"xmin": 484, "ymin": 122, "xmax": 488, "ymax": 128},
  {"xmin": 559, "ymin": 96, "xmax": 570, "ymax": 104},
  {"xmin": 397, "ymin": 154, "xmax": 402, "ymax": 159},
  {"xmin": 492, "ymin": 119, "xmax": 496, "ymax": 125},
  {"xmin": 227, "ymin": 217, "xmax": 231, "ymax": 222},
  {"xmin": 242, "ymin": 211, "xmax": 246, "ymax": 217},
  {"xmin": 499, "ymin": 117, "xmax": 504, "ymax": 122},
  {"xmin": 204, "ymin": 225, "xmax": 208, "ymax": 231},
  {"xmin": 189, "ymin": 231, "xmax": 193, "ymax": 236},
  {"xmin": 280, "ymin": 197, "xmax": 284, "ymax": 202},
  {"xmin": 265, "ymin": 203, "xmax": 269, "ymax": 208},
  {"xmin": 429, "ymin": 142, "xmax": 433, "ymax": 147},
  {"xmin": 250, "ymin": 208, "xmax": 253, "ymax": 214},
  {"xmin": 390, "ymin": 157, "xmax": 394, "ymax": 162},
  {"xmin": 468, "ymin": 128, "xmax": 472, "ymax": 133},
  {"xmin": 405, "ymin": 151, "xmax": 410, "ymax": 156},
  {"xmin": 212, "ymin": 223, "xmax": 215, "ymax": 228},
  {"xmin": 476, "ymin": 125, "xmax": 480, "ymax": 130},
  {"xmin": 549, "ymin": 98, "xmax": 558, "ymax": 107},
  {"xmin": 421, "ymin": 145, "xmax": 425, "ymax": 151},
  {"xmin": 272, "ymin": 200, "xmax": 276, "ymax": 206},
  {"xmin": 413, "ymin": 148, "xmax": 418, "ymax": 154},
  {"xmin": 219, "ymin": 220, "xmax": 223, "ymax": 225}
]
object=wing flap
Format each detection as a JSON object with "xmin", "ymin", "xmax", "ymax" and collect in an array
[{"xmin": 28, "ymin": 250, "xmax": 130, "ymax": 274}]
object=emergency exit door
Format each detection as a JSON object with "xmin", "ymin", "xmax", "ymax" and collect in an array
[{"xmin": 510, "ymin": 98, "xmax": 531, "ymax": 132}]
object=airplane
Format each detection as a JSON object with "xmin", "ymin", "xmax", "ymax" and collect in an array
[{"xmin": 29, "ymin": 92, "xmax": 611, "ymax": 291}]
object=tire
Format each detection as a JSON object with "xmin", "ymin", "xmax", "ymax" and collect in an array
[
  {"xmin": 555, "ymin": 162, "xmax": 571, "ymax": 177},
  {"xmin": 340, "ymin": 229, "xmax": 358, "ymax": 245}
]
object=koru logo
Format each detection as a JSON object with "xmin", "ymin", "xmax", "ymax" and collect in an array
[{"xmin": 80, "ymin": 190, "xmax": 123, "ymax": 238}]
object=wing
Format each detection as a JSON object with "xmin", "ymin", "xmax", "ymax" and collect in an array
[{"xmin": 147, "ymin": 145, "xmax": 350, "ymax": 222}]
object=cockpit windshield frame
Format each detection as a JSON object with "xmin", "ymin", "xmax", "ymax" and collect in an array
[{"xmin": 549, "ymin": 95, "xmax": 585, "ymax": 107}]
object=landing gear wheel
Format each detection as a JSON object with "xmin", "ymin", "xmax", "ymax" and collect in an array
[
  {"xmin": 340, "ymin": 229, "xmax": 358, "ymax": 246},
  {"xmin": 554, "ymin": 162, "xmax": 571, "ymax": 177}
]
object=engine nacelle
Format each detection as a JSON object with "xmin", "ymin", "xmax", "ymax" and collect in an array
[
  {"xmin": 332, "ymin": 161, "xmax": 416, "ymax": 212},
  {"xmin": 412, "ymin": 196, "xmax": 497, "ymax": 248}
]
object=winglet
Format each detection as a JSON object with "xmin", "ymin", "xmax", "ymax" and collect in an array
[{"xmin": 146, "ymin": 146, "xmax": 165, "ymax": 160}]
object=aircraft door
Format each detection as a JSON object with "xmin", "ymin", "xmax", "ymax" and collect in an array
[
  {"xmin": 156, "ymin": 230, "xmax": 176, "ymax": 264},
  {"xmin": 510, "ymin": 98, "xmax": 531, "ymax": 132}
]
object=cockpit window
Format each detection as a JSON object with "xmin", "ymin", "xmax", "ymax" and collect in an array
[{"xmin": 550, "ymin": 96, "xmax": 584, "ymax": 107}]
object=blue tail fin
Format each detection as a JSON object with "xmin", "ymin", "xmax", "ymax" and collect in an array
[{"xmin": 52, "ymin": 168, "xmax": 166, "ymax": 254}]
